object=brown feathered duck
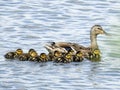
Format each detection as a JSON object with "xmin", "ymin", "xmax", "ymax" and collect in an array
[{"xmin": 44, "ymin": 25, "xmax": 108, "ymax": 59}]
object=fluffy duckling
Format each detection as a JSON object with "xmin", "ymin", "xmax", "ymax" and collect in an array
[
  {"xmin": 93, "ymin": 49, "xmax": 101, "ymax": 58},
  {"xmin": 52, "ymin": 50, "xmax": 63, "ymax": 62},
  {"xmin": 14, "ymin": 49, "xmax": 23, "ymax": 59},
  {"xmin": 37, "ymin": 53, "xmax": 48, "ymax": 62},
  {"xmin": 18, "ymin": 49, "xmax": 35, "ymax": 61},
  {"xmin": 28, "ymin": 50, "xmax": 38, "ymax": 61},
  {"xmin": 4, "ymin": 49, "xmax": 23, "ymax": 59},
  {"xmin": 73, "ymin": 51, "xmax": 84, "ymax": 62},
  {"xmin": 47, "ymin": 52, "xmax": 53, "ymax": 61},
  {"xmin": 63, "ymin": 53, "xmax": 73, "ymax": 63},
  {"xmin": 86, "ymin": 49, "xmax": 101, "ymax": 61}
]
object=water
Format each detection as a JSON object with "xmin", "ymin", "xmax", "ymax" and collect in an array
[{"xmin": 0, "ymin": 0, "xmax": 120, "ymax": 90}]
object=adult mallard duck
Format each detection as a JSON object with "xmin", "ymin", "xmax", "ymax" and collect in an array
[
  {"xmin": 4, "ymin": 48, "xmax": 23, "ymax": 59},
  {"xmin": 44, "ymin": 25, "xmax": 108, "ymax": 57}
]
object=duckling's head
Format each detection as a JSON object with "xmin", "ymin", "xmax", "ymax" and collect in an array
[
  {"xmin": 54, "ymin": 50, "xmax": 62, "ymax": 57},
  {"xmin": 40, "ymin": 53, "xmax": 47, "ymax": 60},
  {"xmin": 30, "ymin": 50, "xmax": 38, "ymax": 57},
  {"xmin": 76, "ymin": 51, "xmax": 83, "ymax": 57},
  {"xmin": 28, "ymin": 49, "xmax": 35, "ymax": 53},
  {"xmin": 93, "ymin": 49, "xmax": 100, "ymax": 55},
  {"xmin": 91, "ymin": 25, "xmax": 107, "ymax": 36},
  {"xmin": 65, "ymin": 53, "xmax": 72, "ymax": 59},
  {"xmin": 15, "ymin": 49, "xmax": 23, "ymax": 55}
]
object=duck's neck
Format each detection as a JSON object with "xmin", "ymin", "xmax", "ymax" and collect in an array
[{"xmin": 90, "ymin": 34, "xmax": 99, "ymax": 51}]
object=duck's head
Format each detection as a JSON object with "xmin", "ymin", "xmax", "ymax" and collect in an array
[
  {"xmin": 15, "ymin": 49, "xmax": 23, "ymax": 55},
  {"xmin": 76, "ymin": 51, "xmax": 83, "ymax": 57},
  {"xmin": 40, "ymin": 53, "xmax": 47, "ymax": 59},
  {"xmin": 91, "ymin": 25, "xmax": 107, "ymax": 36},
  {"xmin": 54, "ymin": 50, "xmax": 62, "ymax": 57},
  {"xmin": 29, "ymin": 50, "xmax": 38, "ymax": 57}
]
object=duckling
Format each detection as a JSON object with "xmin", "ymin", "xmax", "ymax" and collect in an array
[
  {"xmin": 47, "ymin": 52, "xmax": 54, "ymax": 61},
  {"xmin": 86, "ymin": 49, "xmax": 101, "ymax": 61},
  {"xmin": 93, "ymin": 49, "xmax": 101, "ymax": 58},
  {"xmin": 18, "ymin": 49, "xmax": 35, "ymax": 61},
  {"xmin": 14, "ymin": 49, "xmax": 23, "ymax": 59},
  {"xmin": 28, "ymin": 50, "xmax": 38, "ymax": 61},
  {"xmin": 52, "ymin": 50, "xmax": 63, "ymax": 62},
  {"xmin": 4, "ymin": 49, "xmax": 23, "ymax": 59},
  {"xmin": 63, "ymin": 53, "xmax": 73, "ymax": 63},
  {"xmin": 73, "ymin": 51, "xmax": 84, "ymax": 62},
  {"xmin": 37, "ymin": 53, "xmax": 48, "ymax": 62}
]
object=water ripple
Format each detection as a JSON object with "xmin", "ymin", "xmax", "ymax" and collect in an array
[{"xmin": 0, "ymin": 0, "xmax": 120, "ymax": 90}]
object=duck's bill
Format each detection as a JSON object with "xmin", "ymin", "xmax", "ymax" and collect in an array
[
  {"xmin": 104, "ymin": 31, "xmax": 111, "ymax": 36},
  {"xmin": 102, "ymin": 30, "xmax": 110, "ymax": 36}
]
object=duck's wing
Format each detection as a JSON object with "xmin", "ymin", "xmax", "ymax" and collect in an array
[
  {"xmin": 44, "ymin": 43, "xmax": 68, "ymax": 54},
  {"xmin": 44, "ymin": 42, "xmax": 88, "ymax": 53}
]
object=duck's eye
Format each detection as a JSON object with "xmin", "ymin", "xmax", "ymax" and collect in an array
[{"xmin": 97, "ymin": 27, "xmax": 102, "ymax": 30}]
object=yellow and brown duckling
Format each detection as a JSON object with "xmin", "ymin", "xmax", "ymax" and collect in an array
[
  {"xmin": 4, "ymin": 48, "xmax": 23, "ymax": 60},
  {"xmin": 53, "ymin": 50, "xmax": 63, "ymax": 62},
  {"xmin": 87, "ymin": 49, "xmax": 101, "ymax": 61},
  {"xmin": 28, "ymin": 49, "xmax": 38, "ymax": 61},
  {"xmin": 93, "ymin": 49, "xmax": 101, "ymax": 58},
  {"xmin": 37, "ymin": 53, "xmax": 48, "ymax": 62},
  {"xmin": 14, "ymin": 49, "xmax": 23, "ymax": 59},
  {"xmin": 18, "ymin": 49, "xmax": 35, "ymax": 61},
  {"xmin": 73, "ymin": 51, "xmax": 84, "ymax": 62},
  {"xmin": 63, "ymin": 52, "xmax": 73, "ymax": 63},
  {"xmin": 47, "ymin": 52, "xmax": 54, "ymax": 61}
]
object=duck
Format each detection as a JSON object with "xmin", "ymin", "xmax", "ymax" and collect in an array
[
  {"xmin": 86, "ymin": 49, "xmax": 101, "ymax": 61},
  {"xmin": 44, "ymin": 25, "xmax": 108, "ymax": 57},
  {"xmin": 63, "ymin": 53, "xmax": 73, "ymax": 63},
  {"xmin": 28, "ymin": 50, "xmax": 38, "ymax": 61},
  {"xmin": 52, "ymin": 50, "xmax": 63, "ymax": 62},
  {"xmin": 14, "ymin": 49, "xmax": 24, "ymax": 59},
  {"xmin": 18, "ymin": 49, "xmax": 36, "ymax": 61},
  {"xmin": 4, "ymin": 48, "xmax": 23, "ymax": 59},
  {"xmin": 73, "ymin": 51, "xmax": 84, "ymax": 62},
  {"xmin": 37, "ymin": 53, "xmax": 48, "ymax": 62}
]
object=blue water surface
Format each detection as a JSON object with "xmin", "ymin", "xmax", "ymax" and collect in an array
[{"xmin": 0, "ymin": 0, "xmax": 120, "ymax": 90}]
